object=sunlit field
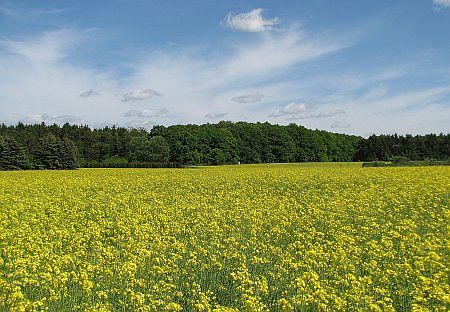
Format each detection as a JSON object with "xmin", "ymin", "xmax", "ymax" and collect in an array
[{"xmin": 0, "ymin": 164, "xmax": 449, "ymax": 311}]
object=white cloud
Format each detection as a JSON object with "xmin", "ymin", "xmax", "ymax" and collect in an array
[
  {"xmin": 313, "ymin": 86, "xmax": 450, "ymax": 136},
  {"xmin": 300, "ymin": 109, "xmax": 346, "ymax": 120},
  {"xmin": 433, "ymin": 0, "xmax": 450, "ymax": 8},
  {"xmin": 270, "ymin": 102, "xmax": 345, "ymax": 120},
  {"xmin": 222, "ymin": 27, "xmax": 344, "ymax": 81},
  {"xmin": 270, "ymin": 102, "xmax": 308, "ymax": 117},
  {"xmin": 330, "ymin": 121, "xmax": 351, "ymax": 129},
  {"xmin": 232, "ymin": 92, "xmax": 264, "ymax": 103},
  {"xmin": 123, "ymin": 120, "xmax": 154, "ymax": 129},
  {"xmin": 1, "ymin": 13, "xmax": 446, "ymax": 136},
  {"xmin": 124, "ymin": 108, "xmax": 168, "ymax": 117},
  {"xmin": 0, "ymin": 29, "xmax": 122, "ymax": 126},
  {"xmin": 223, "ymin": 8, "xmax": 279, "ymax": 32},
  {"xmin": 205, "ymin": 112, "xmax": 227, "ymax": 119},
  {"xmin": 1, "ymin": 29, "xmax": 80, "ymax": 64},
  {"xmin": 122, "ymin": 89, "xmax": 161, "ymax": 102},
  {"xmin": 20, "ymin": 114, "xmax": 84, "ymax": 125},
  {"xmin": 124, "ymin": 26, "xmax": 346, "ymax": 125},
  {"xmin": 79, "ymin": 89, "xmax": 98, "ymax": 98}
]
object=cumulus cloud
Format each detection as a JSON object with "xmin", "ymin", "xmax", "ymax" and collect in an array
[
  {"xmin": 269, "ymin": 102, "xmax": 308, "ymax": 117},
  {"xmin": 205, "ymin": 112, "xmax": 227, "ymax": 119},
  {"xmin": 121, "ymin": 25, "xmax": 347, "ymax": 127},
  {"xmin": 330, "ymin": 121, "xmax": 351, "ymax": 129},
  {"xmin": 19, "ymin": 114, "xmax": 84, "ymax": 125},
  {"xmin": 433, "ymin": 0, "xmax": 450, "ymax": 8},
  {"xmin": 79, "ymin": 89, "xmax": 98, "ymax": 98},
  {"xmin": 121, "ymin": 89, "xmax": 161, "ymax": 102},
  {"xmin": 232, "ymin": 92, "xmax": 264, "ymax": 103},
  {"xmin": 124, "ymin": 108, "xmax": 168, "ymax": 117},
  {"xmin": 223, "ymin": 8, "xmax": 279, "ymax": 32},
  {"xmin": 270, "ymin": 102, "xmax": 345, "ymax": 120},
  {"xmin": 4, "ymin": 12, "xmax": 447, "ymax": 135}
]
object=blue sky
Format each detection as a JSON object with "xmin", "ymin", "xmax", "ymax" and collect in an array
[{"xmin": 0, "ymin": 0, "xmax": 449, "ymax": 136}]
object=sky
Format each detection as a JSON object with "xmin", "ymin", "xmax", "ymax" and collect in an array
[{"xmin": 0, "ymin": 0, "xmax": 449, "ymax": 136}]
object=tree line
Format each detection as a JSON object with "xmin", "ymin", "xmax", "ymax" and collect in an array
[
  {"xmin": 0, "ymin": 122, "xmax": 448, "ymax": 170},
  {"xmin": 355, "ymin": 133, "xmax": 449, "ymax": 162},
  {"xmin": 0, "ymin": 134, "xmax": 77, "ymax": 170}
]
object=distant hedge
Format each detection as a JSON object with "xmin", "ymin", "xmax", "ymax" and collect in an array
[
  {"xmin": 362, "ymin": 161, "xmax": 390, "ymax": 167},
  {"xmin": 81, "ymin": 161, "xmax": 183, "ymax": 168},
  {"xmin": 362, "ymin": 159, "xmax": 450, "ymax": 168}
]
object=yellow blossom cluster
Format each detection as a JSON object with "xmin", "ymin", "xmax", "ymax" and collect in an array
[{"xmin": 0, "ymin": 163, "xmax": 448, "ymax": 311}]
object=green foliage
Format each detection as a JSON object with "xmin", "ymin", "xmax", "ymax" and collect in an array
[
  {"xmin": 147, "ymin": 136, "xmax": 170, "ymax": 163},
  {"xmin": 32, "ymin": 134, "xmax": 63, "ymax": 169},
  {"xmin": 0, "ymin": 131, "xmax": 77, "ymax": 171},
  {"xmin": 355, "ymin": 133, "xmax": 449, "ymax": 162},
  {"xmin": 128, "ymin": 135, "xmax": 170, "ymax": 162},
  {"xmin": 101, "ymin": 155, "xmax": 129, "ymax": 166},
  {"xmin": 0, "ymin": 121, "xmax": 447, "ymax": 169},
  {"xmin": 82, "ymin": 161, "xmax": 183, "ymax": 168},
  {"xmin": 128, "ymin": 136, "xmax": 151, "ymax": 162},
  {"xmin": 362, "ymin": 159, "xmax": 450, "ymax": 167},
  {"xmin": 30, "ymin": 134, "xmax": 78, "ymax": 170},
  {"xmin": 150, "ymin": 121, "xmax": 362, "ymax": 165},
  {"xmin": 0, "ymin": 136, "xmax": 31, "ymax": 170},
  {"xmin": 59, "ymin": 137, "xmax": 78, "ymax": 169},
  {"xmin": 361, "ymin": 161, "xmax": 391, "ymax": 167},
  {"xmin": 389, "ymin": 156, "xmax": 410, "ymax": 164}
]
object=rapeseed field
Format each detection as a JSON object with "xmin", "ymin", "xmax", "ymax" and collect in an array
[{"xmin": 0, "ymin": 164, "xmax": 448, "ymax": 311}]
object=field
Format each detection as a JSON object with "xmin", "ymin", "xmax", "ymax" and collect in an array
[{"xmin": 0, "ymin": 164, "xmax": 449, "ymax": 311}]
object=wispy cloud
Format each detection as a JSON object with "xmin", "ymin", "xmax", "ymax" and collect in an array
[
  {"xmin": 79, "ymin": 89, "xmax": 98, "ymax": 98},
  {"xmin": 124, "ymin": 108, "xmax": 168, "ymax": 117},
  {"xmin": 0, "ymin": 4, "xmax": 65, "ymax": 19},
  {"xmin": 0, "ymin": 28, "xmax": 121, "ymax": 125},
  {"xmin": 223, "ymin": 8, "xmax": 279, "ymax": 32},
  {"xmin": 433, "ymin": 0, "xmax": 450, "ymax": 9},
  {"xmin": 222, "ymin": 26, "xmax": 344, "ymax": 82},
  {"xmin": 232, "ymin": 92, "xmax": 264, "ymax": 103},
  {"xmin": 1, "ymin": 29, "xmax": 81, "ymax": 64},
  {"xmin": 125, "ymin": 26, "xmax": 346, "ymax": 124},
  {"xmin": 122, "ymin": 89, "xmax": 161, "ymax": 102},
  {"xmin": 1, "ymin": 7, "xmax": 446, "ymax": 136},
  {"xmin": 330, "ymin": 121, "xmax": 351, "ymax": 129},
  {"xmin": 316, "ymin": 86, "xmax": 450, "ymax": 136},
  {"xmin": 360, "ymin": 87, "xmax": 449, "ymax": 112},
  {"xmin": 205, "ymin": 112, "xmax": 227, "ymax": 119}
]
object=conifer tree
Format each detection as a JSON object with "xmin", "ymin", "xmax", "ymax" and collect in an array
[{"xmin": 0, "ymin": 136, "xmax": 30, "ymax": 170}]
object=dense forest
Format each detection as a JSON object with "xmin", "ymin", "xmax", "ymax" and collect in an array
[{"xmin": 0, "ymin": 122, "xmax": 448, "ymax": 170}]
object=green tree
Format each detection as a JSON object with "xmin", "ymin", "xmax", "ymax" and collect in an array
[
  {"xmin": 128, "ymin": 135, "xmax": 170, "ymax": 162},
  {"xmin": 32, "ymin": 134, "xmax": 63, "ymax": 169},
  {"xmin": 147, "ymin": 136, "xmax": 170, "ymax": 162},
  {"xmin": 0, "ymin": 136, "xmax": 30, "ymax": 170},
  {"xmin": 128, "ymin": 136, "xmax": 150, "ymax": 162},
  {"xmin": 210, "ymin": 148, "xmax": 227, "ymax": 165},
  {"xmin": 59, "ymin": 138, "xmax": 78, "ymax": 169}
]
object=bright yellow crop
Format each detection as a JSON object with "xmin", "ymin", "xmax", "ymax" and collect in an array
[{"xmin": 0, "ymin": 164, "xmax": 449, "ymax": 311}]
